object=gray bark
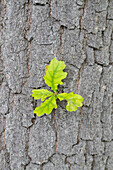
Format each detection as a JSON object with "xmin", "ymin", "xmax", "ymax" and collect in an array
[{"xmin": 0, "ymin": 0, "xmax": 113, "ymax": 169}]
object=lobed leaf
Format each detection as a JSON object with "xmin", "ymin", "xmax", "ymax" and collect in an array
[
  {"xmin": 44, "ymin": 58, "xmax": 67, "ymax": 92},
  {"xmin": 32, "ymin": 89, "xmax": 53, "ymax": 101},
  {"xmin": 34, "ymin": 95, "xmax": 57, "ymax": 116},
  {"xmin": 57, "ymin": 92, "xmax": 83, "ymax": 112}
]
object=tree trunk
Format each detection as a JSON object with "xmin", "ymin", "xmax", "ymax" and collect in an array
[{"xmin": 0, "ymin": 0, "xmax": 113, "ymax": 169}]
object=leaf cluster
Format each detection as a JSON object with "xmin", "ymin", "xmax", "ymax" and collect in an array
[{"xmin": 32, "ymin": 58, "xmax": 83, "ymax": 117}]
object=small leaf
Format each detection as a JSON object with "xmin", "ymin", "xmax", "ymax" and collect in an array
[
  {"xmin": 34, "ymin": 95, "xmax": 57, "ymax": 116},
  {"xmin": 57, "ymin": 92, "xmax": 83, "ymax": 112},
  {"xmin": 32, "ymin": 89, "xmax": 53, "ymax": 101},
  {"xmin": 44, "ymin": 58, "xmax": 67, "ymax": 92}
]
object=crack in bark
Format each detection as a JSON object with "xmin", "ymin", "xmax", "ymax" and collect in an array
[
  {"xmin": 49, "ymin": 0, "xmax": 52, "ymax": 17},
  {"xmin": 24, "ymin": 128, "xmax": 32, "ymax": 168},
  {"xmin": 91, "ymin": 155, "xmax": 94, "ymax": 170},
  {"xmin": 65, "ymin": 157, "xmax": 72, "ymax": 170},
  {"xmin": 93, "ymin": 47, "xmax": 97, "ymax": 65},
  {"xmin": 76, "ymin": 108, "xmax": 84, "ymax": 145},
  {"xmin": 0, "ymin": 0, "xmax": 6, "ymax": 86},
  {"xmin": 105, "ymin": 156, "xmax": 109, "ymax": 170},
  {"xmin": 24, "ymin": 0, "xmax": 32, "ymax": 76},
  {"xmin": 60, "ymin": 26, "xmax": 65, "ymax": 61},
  {"xmin": 99, "ymin": 67, "xmax": 103, "ymax": 92},
  {"xmin": 79, "ymin": 0, "xmax": 86, "ymax": 29},
  {"xmin": 0, "ymin": 117, "xmax": 6, "ymax": 151},
  {"xmin": 27, "ymin": 0, "xmax": 31, "ymax": 75},
  {"xmin": 53, "ymin": 110, "xmax": 58, "ymax": 153},
  {"xmin": 106, "ymin": 0, "xmax": 109, "ymax": 21},
  {"xmin": 3, "ymin": 117, "xmax": 6, "ymax": 148},
  {"xmin": 3, "ymin": 0, "xmax": 6, "ymax": 16},
  {"xmin": 27, "ymin": 40, "xmax": 31, "ymax": 75},
  {"xmin": 84, "ymin": 141, "xmax": 87, "ymax": 165},
  {"xmin": 33, "ymin": 3, "xmax": 46, "ymax": 6},
  {"xmin": 5, "ymin": 149, "xmax": 11, "ymax": 169},
  {"xmin": 76, "ymin": 68, "xmax": 81, "ymax": 94},
  {"xmin": 109, "ymin": 30, "xmax": 112, "ymax": 64},
  {"xmin": 102, "ymin": 30, "xmax": 104, "ymax": 45}
]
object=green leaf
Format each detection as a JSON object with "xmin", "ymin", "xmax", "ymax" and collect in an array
[
  {"xmin": 34, "ymin": 95, "xmax": 57, "ymax": 116},
  {"xmin": 44, "ymin": 58, "xmax": 67, "ymax": 92},
  {"xmin": 57, "ymin": 92, "xmax": 83, "ymax": 112},
  {"xmin": 32, "ymin": 89, "xmax": 53, "ymax": 101}
]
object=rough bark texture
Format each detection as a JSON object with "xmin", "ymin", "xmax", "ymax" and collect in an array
[{"xmin": 0, "ymin": 0, "xmax": 113, "ymax": 169}]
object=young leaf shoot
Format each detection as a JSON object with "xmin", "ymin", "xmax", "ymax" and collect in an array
[{"xmin": 32, "ymin": 58, "xmax": 83, "ymax": 116}]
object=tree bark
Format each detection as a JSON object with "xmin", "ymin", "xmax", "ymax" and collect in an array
[{"xmin": 0, "ymin": 0, "xmax": 113, "ymax": 169}]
